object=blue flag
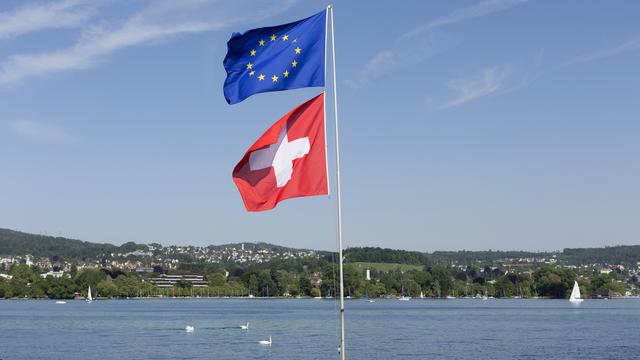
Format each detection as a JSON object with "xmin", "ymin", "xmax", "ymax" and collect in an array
[{"xmin": 223, "ymin": 10, "xmax": 326, "ymax": 104}]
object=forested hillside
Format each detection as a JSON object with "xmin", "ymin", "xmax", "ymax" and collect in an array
[
  {"xmin": 2, "ymin": 228, "xmax": 639, "ymax": 267},
  {"xmin": 0, "ymin": 228, "xmax": 144, "ymax": 260},
  {"xmin": 345, "ymin": 246, "xmax": 640, "ymax": 266}
]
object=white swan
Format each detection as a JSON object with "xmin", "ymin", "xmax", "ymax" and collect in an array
[
  {"xmin": 240, "ymin": 322, "xmax": 249, "ymax": 330},
  {"xmin": 258, "ymin": 336, "xmax": 272, "ymax": 346},
  {"xmin": 185, "ymin": 325, "xmax": 195, "ymax": 333}
]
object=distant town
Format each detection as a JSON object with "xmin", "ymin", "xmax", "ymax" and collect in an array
[
  {"xmin": 1, "ymin": 242, "xmax": 318, "ymax": 274},
  {"xmin": 1, "ymin": 228, "xmax": 639, "ymax": 299}
]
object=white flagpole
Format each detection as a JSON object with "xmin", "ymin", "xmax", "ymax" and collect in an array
[
  {"xmin": 324, "ymin": 5, "xmax": 330, "ymax": 196},
  {"xmin": 328, "ymin": 5, "xmax": 346, "ymax": 360}
]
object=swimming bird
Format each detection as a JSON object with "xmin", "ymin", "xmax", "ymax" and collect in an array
[
  {"xmin": 240, "ymin": 322, "xmax": 249, "ymax": 330},
  {"xmin": 185, "ymin": 325, "xmax": 195, "ymax": 333},
  {"xmin": 258, "ymin": 336, "xmax": 272, "ymax": 346}
]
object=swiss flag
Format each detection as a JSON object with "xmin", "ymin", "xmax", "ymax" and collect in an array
[{"xmin": 232, "ymin": 93, "xmax": 328, "ymax": 211}]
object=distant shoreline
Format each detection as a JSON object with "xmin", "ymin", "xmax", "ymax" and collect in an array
[{"xmin": 2, "ymin": 296, "xmax": 639, "ymax": 301}]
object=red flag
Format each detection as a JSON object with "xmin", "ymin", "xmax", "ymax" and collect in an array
[{"xmin": 232, "ymin": 93, "xmax": 328, "ymax": 211}]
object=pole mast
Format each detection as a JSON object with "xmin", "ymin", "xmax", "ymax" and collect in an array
[{"xmin": 327, "ymin": 5, "xmax": 346, "ymax": 360}]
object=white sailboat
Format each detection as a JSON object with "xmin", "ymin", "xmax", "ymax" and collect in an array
[
  {"xmin": 86, "ymin": 286, "xmax": 93, "ymax": 303},
  {"xmin": 398, "ymin": 285, "xmax": 411, "ymax": 301},
  {"xmin": 569, "ymin": 280, "xmax": 583, "ymax": 304}
]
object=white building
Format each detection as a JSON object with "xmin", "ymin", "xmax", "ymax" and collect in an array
[{"xmin": 40, "ymin": 271, "xmax": 67, "ymax": 279}]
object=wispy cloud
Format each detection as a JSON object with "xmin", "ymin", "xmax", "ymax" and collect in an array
[
  {"xmin": 441, "ymin": 65, "xmax": 513, "ymax": 108},
  {"xmin": 345, "ymin": 33, "xmax": 454, "ymax": 88},
  {"xmin": 10, "ymin": 120, "xmax": 74, "ymax": 144},
  {"xmin": 561, "ymin": 38, "xmax": 640, "ymax": 67},
  {"xmin": 348, "ymin": 0, "xmax": 528, "ymax": 87},
  {"xmin": 0, "ymin": 0, "xmax": 96, "ymax": 40},
  {"xmin": 401, "ymin": 0, "xmax": 528, "ymax": 40},
  {"xmin": 440, "ymin": 52, "xmax": 544, "ymax": 109},
  {"xmin": 0, "ymin": 0, "xmax": 296, "ymax": 86}
]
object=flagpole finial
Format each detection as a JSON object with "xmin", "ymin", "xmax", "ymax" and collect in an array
[{"xmin": 327, "ymin": 4, "xmax": 332, "ymax": 9}]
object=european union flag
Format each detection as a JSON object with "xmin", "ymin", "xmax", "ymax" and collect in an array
[{"xmin": 223, "ymin": 10, "xmax": 326, "ymax": 105}]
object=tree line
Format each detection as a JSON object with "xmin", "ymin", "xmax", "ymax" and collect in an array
[
  {"xmin": 0, "ymin": 258, "xmax": 633, "ymax": 300},
  {"xmin": 0, "ymin": 228, "xmax": 144, "ymax": 260},
  {"xmin": 345, "ymin": 246, "xmax": 640, "ymax": 267}
]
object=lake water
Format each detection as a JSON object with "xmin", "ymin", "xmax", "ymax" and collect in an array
[{"xmin": 0, "ymin": 298, "xmax": 638, "ymax": 359}]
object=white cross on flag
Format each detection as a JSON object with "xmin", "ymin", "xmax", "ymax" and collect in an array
[{"xmin": 232, "ymin": 93, "xmax": 328, "ymax": 211}]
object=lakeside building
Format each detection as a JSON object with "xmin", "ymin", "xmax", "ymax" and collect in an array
[
  {"xmin": 40, "ymin": 271, "xmax": 67, "ymax": 279},
  {"xmin": 148, "ymin": 274, "xmax": 208, "ymax": 288}
]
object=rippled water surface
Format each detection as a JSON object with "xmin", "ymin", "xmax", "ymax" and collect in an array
[{"xmin": 1, "ymin": 298, "xmax": 639, "ymax": 359}]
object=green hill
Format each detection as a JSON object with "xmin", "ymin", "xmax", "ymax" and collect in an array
[
  {"xmin": 2, "ymin": 227, "xmax": 639, "ymax": 267},
  {"xmin": 0, "ymin": 228, "xmax": 144, "ymax": 260}
]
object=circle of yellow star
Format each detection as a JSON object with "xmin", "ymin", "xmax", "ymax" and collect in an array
[
  {"xmin": 291, "ymin": 60, "xmax": 298, "ymax": 68},
  {"xmin": 294, "ymin": 47, "xmax": 301, "ymax": 54},
  {"xmin": 283, "ymin": 70, "xmax": 289, "ymax": 78},
  {"xmin": 249, "ymin": 71, "xmax": 255, "ymax": 76},
  {"xmin": 270, "ymin": 34, "xmax": 277, "ymax": 41},
  {"xmin": 258, "ymin": 74, "xmax": 265, "ymax": 81},
  {"xmin": 271, "ymin": 74, "xmax": 278, "ymax": 82},
  {"xmin": 259, "ymin": 39, "xmax": 265, "ymax": 46},
  {"xmin": 250, "ymin": 49, "xmax": 256, "ymax": 56},
  {"xmin": 282, "ymin": 35, "xmax": 289, "ymax": 41},
  {"xmin": 246, "ymin": 62, "xmax": 253, "ymax": 70}
]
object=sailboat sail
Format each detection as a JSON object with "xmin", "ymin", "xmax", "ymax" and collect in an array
[
  {"xmin": 569, "ymin": 281, "xmax": 582, "ymax": 302},
  {"xmin": 87, "ymin": 286, "xmax": 93, "ymax": 302}
]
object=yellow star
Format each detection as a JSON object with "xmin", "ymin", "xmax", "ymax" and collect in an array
[
  {"xmin": 249, "ymin": 71, "xmax": 255, "ymax": 76},
  {"xmin": 294, "ymin": 47, "xmax": 301, "ymax": 54},
  {"xmin": 246, "ymin": 62, "xmax": 253, "ymax": 70},
  {"xmin": 291, "ymin": 60, "xmax": 298, "ymax": 68},
  {"xmin": 271, "ymin": 74, "xmax": 278, "ymax": 82},
  {"xmin": 270, "ymin": 34, "xmax": 277, "ymax": 41},
  {"xmin": 259, "ymin": 39, "xmax": 265, "ymax": 46},
  {"xmin": 258, "ymin": 74, "xmax": 265, "ymax": 81},
  {"xmin": 283, "ymin": 70, "xmax": 289, "ymax": 78},
  {"xmin": 282, "ymin": 34, "xmax": 289, "ymax": 41},
  {"xmin": 250, "ymin": 49, "xmax": 256, "ymax": 56}
]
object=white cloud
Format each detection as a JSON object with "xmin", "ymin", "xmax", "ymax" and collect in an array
[
  {"xmin": 10, "ymin": 121, "xmax": 74, "ymax": 143},
  {"xmin": 0, "ymin": 0, "xmax": 297, "ymax": 86},
  {"xmin": 346, "ymin": 33, "xmax": 454, "ymax": 89},
  {"xmin": 349, "ymin": 0, "xmax": 528, "ymax": 87},
  {"xmin": 0, "ymin": 0, "xmax": 96, "ymax": 40},
  {"xmin": 401, "ymin": 0, "xmax": 528, "ymax": 40},
  {"xmin": 439, "ymin": 51, "xmax": 544, "ymax": 109},
  {"xmin": 562, "ymin": 38, "xmax": 640, "ymax": 67},
  {"xmin": 441, "ymin": 65, "xmax": 513, "ymax": 108}
]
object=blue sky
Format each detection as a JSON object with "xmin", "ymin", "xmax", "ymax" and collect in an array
[{"xmin": 1, "ymin": 0, "xmax": 638, "ymax": 251}]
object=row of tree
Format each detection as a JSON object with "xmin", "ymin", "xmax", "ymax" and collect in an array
[
  {"xmin": 344, "ymin": 246, "xmax": 640, "ymax": 267},
  {"xmin": 0, "ymin": 258, "xmax": 633, "ymax": 299}
]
